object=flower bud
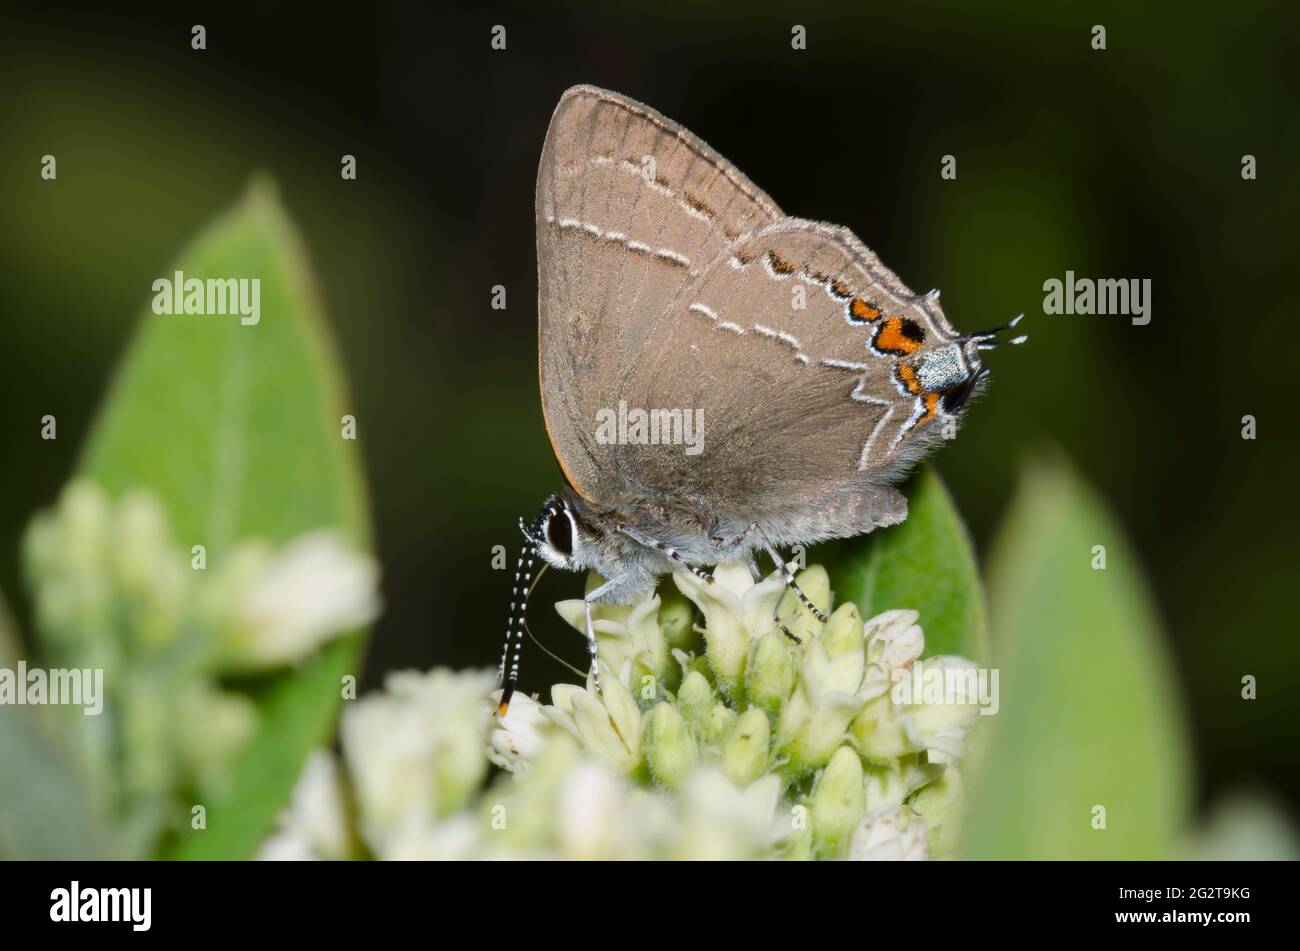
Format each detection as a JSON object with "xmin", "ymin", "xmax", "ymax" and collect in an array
[
  {"xmin": 642, "ymin": 701, "xmax": 697, "ymax": 789},
  {"xmin": 775, "ymin": 565, "xmax": 831, "ymax": 642},
  {"xmin": 820, "ymin": 602, "xmax": 863, "ymax": 659},
  {"xmin": 700, "ymin": 702, "xmax": 738, "ymax": 749},
  {"xmin": 722, "ymin": 708, "xmax": 770, "ymax": 786},
  {"xmin": 782, "ymin": 642, "xmax": 862, "ymax": 768},
  {"xmin": 25, "ymin": 481, "xmax": 114, "ymax": 645},
  {"xmin": 177, "ymin": 684, "xmax": 257, "ymax": 787},
  {"xmin": 909, "ymin": 768, "xmax": 965, "ymax": 858},
  {"xmin": 744, "ymin": 632, "xmax": 795, "ymax": 715},
  {"xmin": 850, "ymin": 693, "xmax": 914, "ymax": 760},
  {"xmin": 657, "ymin": 586, "xmax": 696, "ymax": 651},
  {"xmin": 675, "ymin": 670, "xmax": 714, "ymax": 732},
  {"xmin": 674, "ymin": 568, "xmax": 747, "ymax": 690},
  {"xmin": 809, "ymin": 745, "xmax": 865, "ymax": 858},
  {"xmin": 115, "ymin": 492, "xmax": 186, "ymax": 651},
  {"xmin": 122, "ymin": 679, "xmax": 173, "ymax": 795}
]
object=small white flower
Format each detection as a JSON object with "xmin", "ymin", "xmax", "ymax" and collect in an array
[
  {"xmin": 340, "ymin": 667, "xmax": 494, "ymax": 859},
  {"xmin": 487, "ymin": 689, "xmax": 550, "ymax": 773},
  {"xmin": 673, "ymin": 562, "xmax": 786, "ymax": 685},
  {"xmin": 382, "ymin": 812, "xmax": 482, "ymax": 861},
  {"xmin": 778, "ymin": 637, "xmax": 866, "ymax": 768},
  {"xmin": 863, "ymin": 609, "xmax": 925, "ymax": 688},
  {"xmin": 544, "ymin": 672, "xmax": 642, "ymax": 772},
  {"xmin": 556, "ymin": 591, "xmax": 668, "ymax": 679},
  {"xmin": 259, "ymin": 750, "xmax": 350, "ymax": 861},
  {"xmin": 847, "ymin": 806, "xmax": 929, "ymax": 861},
  {"xmin": 224, "ymin": 530, "xmax": 380, "ymax": 669},
  {"xmin": 672, "ymin": 770, "xmax": 785, "ymax": 859},
  {"xmin": 897, "ymin": 656, "xmax": 983, "ymax": 764},
  {"xmin": 556, "ymin": 760, "xmax": 644, "ymax": 860}
]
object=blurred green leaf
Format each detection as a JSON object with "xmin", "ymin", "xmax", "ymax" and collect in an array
[
  {"xmin": 817, "ymin": 466, "xmax": 988, "ymax": 662},
  {"xmin": 962, "ymin": 456, "xmax": 1191, "ymax": 858},
  {"xmin": 77, "ymin": 178, "xmax": 371, "ymax": 859},
  {"xmin": 0, "ymin": 589, "xmax": 105, "ymax": 859}
]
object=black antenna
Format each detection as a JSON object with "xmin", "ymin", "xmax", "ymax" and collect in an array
[
  {"xmin": 963, "ymin": 313, "xmax": 1028, "ymax": 349},
  {"xmin": 496, "ymin": 540, "xmax": 538, "ymax": 716}
]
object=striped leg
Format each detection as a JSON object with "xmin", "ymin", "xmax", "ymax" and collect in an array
[
  {"xmin": 762, "ymin": 539, "xmax": 829, "ymax": 624},
  {"xmin": 711, "ymin": 521, "xmax": 758, "ymax": 550},
  {"xmin": 583, "ymin": 576, "xmax": 622, "ymax": 694},
  {"xmin": 615, "ymin": 524, "xmax": 714, "ymax": 584},
  {"xmin": 583, "ymin": 599, "xmax": 602, "ymax": 693}
]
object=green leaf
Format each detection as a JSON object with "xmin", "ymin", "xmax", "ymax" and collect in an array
[
  {"xmin": 961, "ymin": 456, "xmax": 1191, "ymax": 858},
  {"xmin": 0, "ymin": 590, "xmax": 105, "ymax": 859},
  {"xmin": 77, "ymin": 178, "xmax": 371, "ymax": 859},
  {"xmin": 816, "ymin": 466, "xmax": 988, "ymax": 662}
]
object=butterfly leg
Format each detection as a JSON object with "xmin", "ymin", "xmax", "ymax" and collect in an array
[
  {"xmin": 760, "ymin": 537, "xmax": 830, "ymax": 625},
  {"xmin": 582, "ymin": 577, "xmax": 624, "ymax": 694},
  {"xmin": 615, "ymin": 524, "xmax": 714, "ymax": 584},
  {"xmin": 582, "ymin": 599, "xmax": 601, "ymax": 693},
  {"xmin": 710, "ymin": 521, "xmax": 758, "ymax": 550}
]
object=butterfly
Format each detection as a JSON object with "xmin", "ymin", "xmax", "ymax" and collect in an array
[{"xmin": 498, "ymin": 86, "xmax": 1023, "ymax": 713}]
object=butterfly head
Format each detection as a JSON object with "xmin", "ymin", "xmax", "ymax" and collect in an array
[
  {"xmin": 497, "ymin": 492, "xmax": 606, "ymax": 715},
  {"xmin": 909, "ymin": 312, "xmax": 1028, "ymax": 415},
  {"xmin": 520, "ymin": 491, "xmax": 599, "ymax": 573}
]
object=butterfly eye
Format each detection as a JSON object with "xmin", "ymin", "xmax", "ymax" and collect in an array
[{"xmin": 545, "ymin": 509, "xmax": 573, "ymax": 558}]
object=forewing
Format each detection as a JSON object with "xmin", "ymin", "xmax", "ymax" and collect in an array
[{"xmin": 536, "ymin": 85, "xmax": 783, "ymax": 503}]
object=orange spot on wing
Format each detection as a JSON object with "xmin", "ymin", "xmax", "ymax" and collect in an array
[
  {"xmin": 876, "ymin": 317, "xmax": 924, "ymax": 354},
  {"xmin": 850, "ymin": 298, "xmax": 881, "ymax": 322},
  {"xmin": 896, "ymin": 365, "xmax": 923, "ymax": 394},
  {"xmin": 915, "ymin": 392, "xmax": 941, "ymax": 427}
]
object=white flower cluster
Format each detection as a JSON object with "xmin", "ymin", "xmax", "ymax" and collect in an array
[
  {"xmin": 22, "ymin": 479, "xmax": 379, "ymax": 857},
  {"xmin": 264, "ymin": 563, "xmax": 980, "ymax": 860}
]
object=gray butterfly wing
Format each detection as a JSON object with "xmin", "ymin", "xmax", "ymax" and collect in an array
[
  {"xmin": 615, "ymin": 219, "xmax": 981, "ymax": 542},
  {"xmin": 536, "ymin": 85, "xmax": 783, "ymax": 504}
]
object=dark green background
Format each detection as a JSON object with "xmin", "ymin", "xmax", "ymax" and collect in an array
[{"xmin": 2, "ymin": 2, "xmax": 1296, "ymax": 816}]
